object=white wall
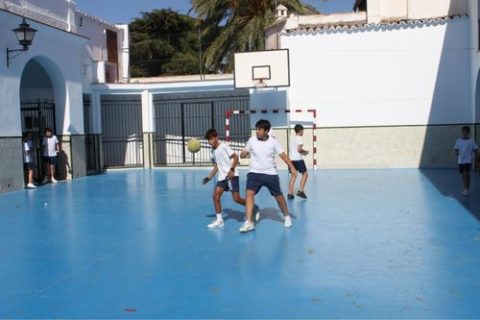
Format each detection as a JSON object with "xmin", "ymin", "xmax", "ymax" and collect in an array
[
  {"xmin": 0, "ymin": 10, "xmax": 86, "ymax": 136},
  {"xmin": 0, "ymin": 0, "xmax": 76, "ymax": 32},
  {"xmin": 469, "ymin": 0, "xmax": 480, "ymax": 124},
  {"xmin": 281, "ymin": 16, "xmax": 471, "ymax": 127},
  {"xmin": 77, "ymin": 14, "xmax": 108, "ymax": 64},
  {"xmin": 367, "ymin": 0, "xmax": 468, "ymax": 23},
  {"xmin": 76, "ymin": 13, "xmax": 108, "ymax": 86},
  {"xmin": 249, "ymin": 88, "xmax": 290, "ymax": 128},
  {"xmin": 76, "ymin": 13, "xmax": 128, "ymax": 86}
]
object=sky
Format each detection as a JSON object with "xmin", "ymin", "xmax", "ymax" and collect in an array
[{"xmin": 76, "ymin": 0, "xmax": 354, "ymax": 24}]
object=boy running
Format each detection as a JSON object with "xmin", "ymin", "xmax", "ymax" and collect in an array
[{"xmin": 239, "ymin": 119, "xmax": 297, "ymax": 233}]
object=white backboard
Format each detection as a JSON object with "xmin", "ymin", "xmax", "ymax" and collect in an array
[{"xmin": 234, "ymin": 49, "xmax": 290, "ymax": 89}]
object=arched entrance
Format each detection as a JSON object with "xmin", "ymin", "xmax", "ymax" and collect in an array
[{"xmin": 19, "ymin": 59, "xmax": 57, "ymax": 182}]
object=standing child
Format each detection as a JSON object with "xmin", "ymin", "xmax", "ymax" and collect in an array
[
  {"xmin": 454, "ymin": 126, "xmax": 478, "ymax": 196},
  {"xmin": 239, "ymin": 119, "xmax": 297, "ymax": 233},
  {"xmin": 203, "ymin": 128, "xmax": 257, "ymax": 228},
  {"xmin": 23, "ymin": 132, "xmax": 37, "ymax": 188},
  {"xmin": 288, "ymin": 124, "xmax": 309, "ymax": 199},
  {"xmin": 42, "ymin": 127, "xmax": 60, "ymax": 183}
]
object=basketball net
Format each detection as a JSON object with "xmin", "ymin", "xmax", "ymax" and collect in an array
[{"xmin": 254, "ymin": 78, "xmax": 267, "ymax": 89}]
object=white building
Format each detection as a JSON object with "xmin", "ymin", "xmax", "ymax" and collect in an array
[
  {"xmin": 0, "ymin": 0, "xmax": 129, "ymax": 193},
  {"xmin": 264, "ymin": 0, "xmax": 480, "ymax": 168}
]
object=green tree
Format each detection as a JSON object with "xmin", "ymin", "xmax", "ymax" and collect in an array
[
  {"xmin": 191, "ymin": 0, "xmax": 318, "ymax": 72},
  {"xmin": 129, "ymin": 9, "xmax": 220, "ymax": 77}
]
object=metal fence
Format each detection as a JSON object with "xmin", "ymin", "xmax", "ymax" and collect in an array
[
  {"xmin": 20, "ymin": 100, "xmax": 56, "ymax": 181},
  {"xmin": 153, "ymin": 91, "xmax": 251, "ymax": 166},
  {"xmin": 101, "ymin": 95, "xmax": 144, "ymax": 168},
  {"xmin": 83, "ymin": 94, "xmax": 101, "ymax": 173}
]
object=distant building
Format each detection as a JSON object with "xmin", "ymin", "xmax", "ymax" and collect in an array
[{"xmin": 263, "ymin": 0, "xmax": 480, "ymax": 169}]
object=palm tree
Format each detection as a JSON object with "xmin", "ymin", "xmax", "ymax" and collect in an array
[{"xmin": 191, "ymin": 0, "xmax": 318, "ymax": 73}]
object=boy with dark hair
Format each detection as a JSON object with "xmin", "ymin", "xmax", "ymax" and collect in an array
[
  {"xmin": 454, "ymin": 126, "xmax": 478, "ymax": 196},
  {"xmin": 239, "ymin": 119, "xmax": 297, "ymax": 233},
  {"xmin": 203, "ymin": 128, "xmax": 257, "ymax": 228},
  {"xmin": 288, "ymin": 124, "xmax": 309, "ymax": 199},
  {"xmin": 42, "ymin": 127, "xmax": 60, "ymax": 183}
]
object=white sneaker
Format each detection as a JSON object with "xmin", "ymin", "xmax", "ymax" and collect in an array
[
  {"xmin": 208, "ymin": 219, "xmax": 224, "ymax": 229},
  {"xmin": 27, "ymin": 183, "xmax": 37, "ymax": 189},
  {"xmin": 284, "ymin": 215, "xmax": 292, "ymax": 228},
  {"xmin": 51, "ymin": 178, "xmax": 59, "ymax": 183},
  {"xmin": 462, "ymin": 189, "xmax": 469, "ymax": 196},
  {"xmin": 239, "ymin": 221, "xmax": 255, "ymax": 233},
  {"xmin": 254, "ymin": 205, "xmax": 260, "ymax": 222},
  {"xmin": 42, "ymin": 177, "xmax": 49, "ymax": 184}
]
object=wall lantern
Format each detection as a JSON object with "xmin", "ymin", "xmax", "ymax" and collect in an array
[{"xmin": 6, "ymin": 18, "xmax": 37, "ymax": 68}]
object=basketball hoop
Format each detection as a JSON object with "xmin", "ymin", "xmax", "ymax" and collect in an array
[{"xmin": 233, "ymin": 49, "xmax": 290, "ymax": 89}]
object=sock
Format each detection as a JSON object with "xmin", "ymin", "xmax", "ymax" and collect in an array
[{"xmin": 216, "ymin": 213, "xmax": 223, "ymax": 221}]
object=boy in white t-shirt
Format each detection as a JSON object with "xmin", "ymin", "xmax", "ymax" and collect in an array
[
  {"xmin": 454, "ymin": 126, "xmax": 478, "ymax": 196},
  {"xmin": 288, "ymin": 124, "xmax": 309, "ymax": 200},
  {"xmin": 202, "ymin": 128, "xmax": 258, "ymax": 228},
  {"xmin": 42, "ymin": 127, "xmax": 60, "ymax": 183},
  {"xmin": 23, "ymin": 132, "xmax": 37, "ymax": 188},
  {"xmin": 239, "ymin": 119, "xmax": 297, "ymax": 233}
]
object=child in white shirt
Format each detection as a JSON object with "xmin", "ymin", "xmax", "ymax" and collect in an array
[
  {"xmin": 42, "ymin": 127, "xmax": 60, "ymax": 183},
  {"xmin": 239, "ymin": 119, "xmax": 297, "ymax": 233},
  {"xmin": 454, "ymin": 126, "xmax": 478, "ymax": 196}
]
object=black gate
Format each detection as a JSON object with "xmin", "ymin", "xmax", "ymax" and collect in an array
[
  {"xmin": 83, "ymin": 94, "xmax": 101, "ymax": 173},
  {"xmin": 20, "ymin": 100, "xmax": 56, "ymax": 181},
  {"xmin": 153, "ymin": 91, "xmax": 251, "ymax": 166},
  {"xmin": 101, "ymin": 95, "xmax": 144, "ymax": 168}
]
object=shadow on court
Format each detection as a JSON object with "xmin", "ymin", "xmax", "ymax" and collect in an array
[{"xmin": 421, "ymin": 169, "xmax": 480, "ymax": 221}]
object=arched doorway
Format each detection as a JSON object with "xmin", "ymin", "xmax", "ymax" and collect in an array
[{"xmin": 19, "ymin": 59, "xmax": 56, "ymax": 182}]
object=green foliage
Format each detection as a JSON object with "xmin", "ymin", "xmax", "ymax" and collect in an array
[
  {"xmin": 192, "ymin": 0, "xmax": 318, "ymax": 72},
  {"xmin": 129, "ymin": 2, "xmax": 318, "ymax": 76},
  {"xmin": 129, "ymin": 9, "xmax": 220, "ymax": 77}
]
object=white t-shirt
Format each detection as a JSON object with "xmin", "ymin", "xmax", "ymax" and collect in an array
[
  {"xmin": 289, "ymin": 135, "xmax": 304, "ymax": 161},
  {"xmin": 43, "ymin": 136, "xmax": 59, "ymax": 157},
  {"xmin": 213, "ymin": 143, "xmax": 239, "ymax": 181},
  {"xmin": 23, "ymin": 140, "xmax": 33, "ymax": 163},
  {"xmin": 454, "ymin": 138, "xmax": 478, "ymax": 164},
  {"xmin": 244, "ymin": 136, "xmax": 284, "ymax": 175}
]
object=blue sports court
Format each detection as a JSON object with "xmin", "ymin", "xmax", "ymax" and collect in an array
[{"xmin": 0, "ymin": 168, "xmax": 479, "ymax": 318}]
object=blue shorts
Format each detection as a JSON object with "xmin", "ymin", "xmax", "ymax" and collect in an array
[
  {"xmin": 291, "ymin": 160, "xmax": 307, "ymax": 174},
  {"xmin": 246, "ymin": 172, "xmax": 283, "ymax": 197},
  {"xmin": 216, "ymin": 176, "xmax": 240, "ymax": 192},
  {"xmin": 459, "ymin": 163, "xmax": 472, "ymax": 174},
  {"xmin": 24, "ymin": 162, "xmax": 34, "ymax": 170},
  {"xmin": 43, "ymin": 156, "xmax": 58, "ymax": 166}
]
